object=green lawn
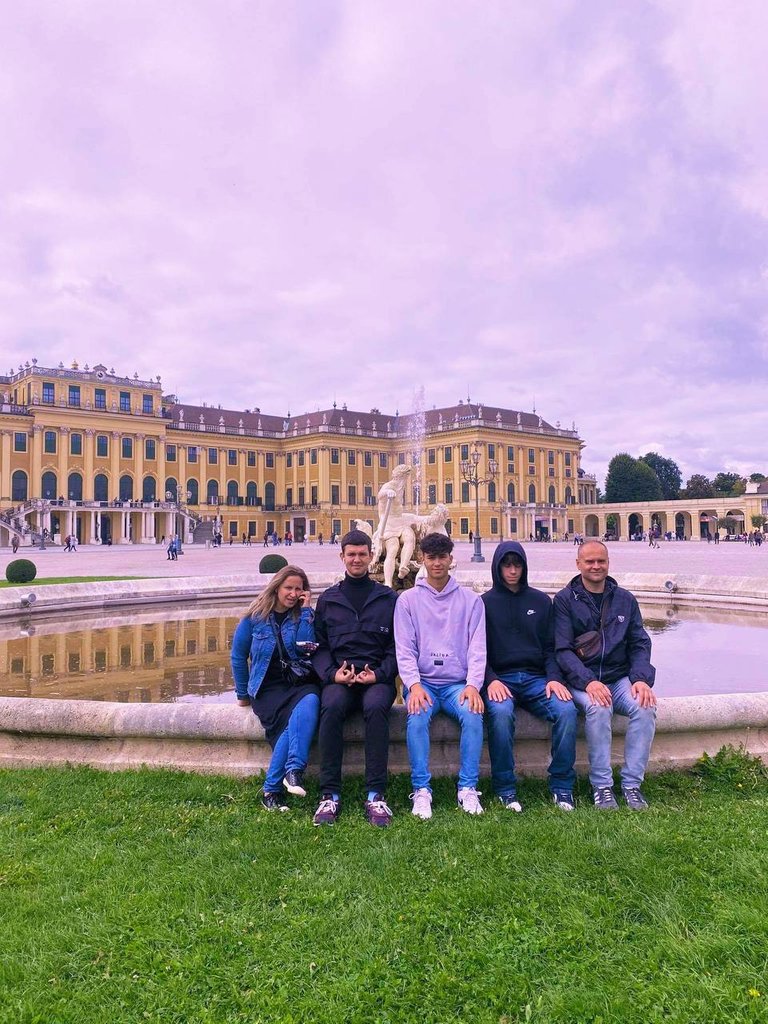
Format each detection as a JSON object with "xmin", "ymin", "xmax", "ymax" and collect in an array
[
  {"xmin": 0, "ymin": 577, "xmax": 144, "ymax": 587},
  {"xmin": 1, "ymin": 752, "xmax": 767, "ymax": 1024}
]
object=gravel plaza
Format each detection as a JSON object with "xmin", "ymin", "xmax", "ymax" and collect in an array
[{"xmin": 2, "ymin": 536, "xmax": 767, "ymax": 583}]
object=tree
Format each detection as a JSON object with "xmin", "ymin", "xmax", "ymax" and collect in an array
[
  {"xmin": 605, "ymin": 454, "xmax": 663, "ymax": 503},
  {"xmin": 751, "ymin": 514, "xmax": 767, "ymax": 529},
  {"xmin": 713, "ymin": 471, "xmax": 746, "ymax": 496},
  {"xmin": 682, "ymin": 474, "xmax": 715, "ymax": 499},
  {"xmin": 639, "ymin": 452, "xmax": 682, "ymax": 500},
  {"xmin": 749, "ymin": 473, "xmax": 766, "ymax": 483}
]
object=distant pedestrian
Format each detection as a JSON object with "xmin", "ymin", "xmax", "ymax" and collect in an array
[
  {"xmin": 11, "ymin": 535, "xmax": 19, "ymax": 554},
  {"xmin": 263, "ymin": 531, "xmax": 270, "ymax": 547}
]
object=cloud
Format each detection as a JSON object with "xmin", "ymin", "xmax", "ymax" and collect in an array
[{"xmin": 1, "ymin": 0, "xmax": 767, "ymax": 486}]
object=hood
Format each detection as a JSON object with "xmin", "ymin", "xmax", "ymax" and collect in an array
[
  {"xmin": 490, "ymin": 541, "xmax": 528, "ymax": 592},
  {"xmin": 414, "ymin": 574, "xmax": 460, "ymax": 598}
]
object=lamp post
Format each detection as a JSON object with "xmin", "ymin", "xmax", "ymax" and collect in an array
[{"xmin": 460, "ymin": 442, "xmax": 498, "ymax": 563}]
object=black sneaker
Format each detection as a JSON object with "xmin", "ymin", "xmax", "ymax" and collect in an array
[
  {"xmin": 552, "ymin": 791, "xmax": 575, "ymax": 812},
  {"xmin": 262, "ymin": 791, "xmax": 289, "ymax": 812},
  {"xmin": 364, "ymin": 794, "xmax": 393, "ymax": 828},
  {"xmin": 593, "ymin": 786, "xmax": 619, "ymax": 810},
  {"xmin": 283, "ymin": 770, "xmax": 306, "ymax": 797},
  {"xmin": 622, "ymin": 787, "xmax": 649, "ymax": 811},
  {"xmin": 312, "ymin": 795, "xmax": 340, "ymax": 826},
  {"xmin": 499, "ymin": 794, "xmax": 523, "ymax": 812}
]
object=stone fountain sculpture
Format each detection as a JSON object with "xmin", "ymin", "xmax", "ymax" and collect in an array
[{"xmin": 353, "ymin": 464, "xmax": 452, "ymax": 590}]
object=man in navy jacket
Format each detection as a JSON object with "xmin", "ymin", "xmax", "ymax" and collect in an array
[
  {"xmin": 310, "ymin": 529, "xmax": 398, "ymax": 827},
  {"xmin": 482, "ymin": 541, "xmax": 577, "ymax": 812},
  {"xmin": 554, "ymin": 540, "xmax": 657, "ymax": 811}
]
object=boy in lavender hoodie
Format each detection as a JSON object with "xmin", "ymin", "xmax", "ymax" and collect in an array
[{"xmin": 394, "ymin": 533, "xmax": 487, "ymax": 818}]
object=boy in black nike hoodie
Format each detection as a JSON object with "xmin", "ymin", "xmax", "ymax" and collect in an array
[{"xmin": 482, "ymin": 541, "xmax": 577, "ymax": 811}]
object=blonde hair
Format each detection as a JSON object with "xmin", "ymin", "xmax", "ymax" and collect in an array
[{"xmin": 246, "ymin": 565, "xmax": 310, "ymax": 622}]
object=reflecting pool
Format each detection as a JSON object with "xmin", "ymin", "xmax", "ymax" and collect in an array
[{"xmin": 0, "ymin": 601, "xmax": 765, "ymax": 703}]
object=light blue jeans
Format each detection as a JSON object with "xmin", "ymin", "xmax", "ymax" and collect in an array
[
  {"xmin": 404, "ymin": 681, "xmax": 484, "ymax": 792},
  {"xmin": 569, "ymin": 675, "xmax": 656, "ymax": 789},
  {"xmin": 264, "ymin": 693, "xmax": 320, "ymax": 792}
]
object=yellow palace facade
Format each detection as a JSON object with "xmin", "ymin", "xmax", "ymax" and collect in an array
[{"xmin": 0, "ymin": 362, "xmax": 593, "ymax": 547}]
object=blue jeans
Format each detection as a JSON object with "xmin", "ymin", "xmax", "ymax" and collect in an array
[
  {"xmin": 485, "ymin": 671, "xmax": 578, "ymax": 797},
  {"xmin": 264, "ymin": 693, "xmax": 320, "ymax": 792},
  {"xmin": 569, "ymin": 676, "xmax": 657, "ymax": 789},
  {"xmin": 405, "ymin": 681, "xmax": 484, "ymax": 791}
]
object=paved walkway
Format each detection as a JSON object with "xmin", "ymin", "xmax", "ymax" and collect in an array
[{"xmin": 2, "ymin": 538, "xmax": 766, "ymax": 581}]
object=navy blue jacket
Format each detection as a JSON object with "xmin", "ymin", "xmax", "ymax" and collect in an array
[
  {"xmin": 481, "ymin": 541, "xmax": 561, "ymax": 684},
  {"xmin": 553, "ymin": 574, "xmax": 655, "ymax": 689},
  {"xmin": 311, "ymin": 577, "xmax": 398, "ymax": 685}
]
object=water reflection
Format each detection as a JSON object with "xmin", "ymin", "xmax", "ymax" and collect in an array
[{"xmin": 0, "ymin": 600, "xmax": 766, "ymax": 701}]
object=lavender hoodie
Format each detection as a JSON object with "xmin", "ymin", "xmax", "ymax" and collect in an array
[{"xmin": 394, "ymin": 575, "xmax": 486, "ymax": 690}]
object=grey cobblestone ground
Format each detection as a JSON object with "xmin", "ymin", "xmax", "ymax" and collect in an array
[{"xmin": 1, "ymin": 537, "xmax": 766, "ymax": 580}]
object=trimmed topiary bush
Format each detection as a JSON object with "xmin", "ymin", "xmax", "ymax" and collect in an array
[
  {"xmin": 6, "ymin": 558, "xmax": 37, "ymax": 584},
  {"xmin": 259, "ymin": 554, "xmax": 288, "ymax": 574}
]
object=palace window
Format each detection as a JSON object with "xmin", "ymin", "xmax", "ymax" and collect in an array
[
  {"xmin": 142, "ymin": 394, "xmax": 153, "ymax": 415},
  {"xmin": 187, "ymin": 446, "xmax": 198, "ymax": 463},
  {"xmin": 14, "ymin": 432, "xmax": 27, "ymax": 452},
  {"xmin": 228, "ymin": 449, "xmax": 237, "ymax": 466},
  {"xmin": 166, "ymin": 444, "xmax": 176, "ymax": 462},
  {"xmin": 122, "ymin": 437, "xmax": 133, "ymax": 459},
  {"xmin": 331, "ymin": 484, "xmax": 340, "ymax": 504},
  {"xmin": 95, "ymin": 388, "xmax": 106, "ymax": 410},
  {"xmin": 68, "ymin": 385, "xmax": 81, "ymax": 407},
  {"xmin": 247, "ymin": 451, "xmax": 255, "ymax": 467},
  {"xmin": 208, "ymin": 448, "xmax": 218, "ymax": 464},
  {"xmin": 42, "ymin": 382, "xmax": 55, "ymax": 404},
  {"xmin": 44, "ymin": 430, "xmax": 57, "ymax": 454},
  {"xmin": 265, "ymin": 452, "xmax": 275, "ymax": 468},
  {"xmin": 96, "ymin": 435, "xmax": 108, "ymax": 457},
  {"xmin": 145, "ymin": 439, "xmax": 156, "ymax": 460},
  {"xmin": 119, "ymin": 391, "xmax": 131, "ymax": 412},
  {"xmin": 444, "ymin": 446, "xmax": 452, "ymax": 463},
  {"xmin": 286, "ymin": 453, "xmax": 293, "ymax": 468},
  {"xmin": 330, "ymin": 448, "xmax": 339, "ymax": 464},
  {"xmin": 379, "ymin": 453, "xmax": 388, "ymax": 469},
  {"xmin": 70, "ymin": 433, "xmax": 83, "ymax": 456}
]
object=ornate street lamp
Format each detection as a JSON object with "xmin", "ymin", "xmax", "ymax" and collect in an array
[{"xmin": 460, "ymin": 442, "xmax": 498, "ymax": 563}]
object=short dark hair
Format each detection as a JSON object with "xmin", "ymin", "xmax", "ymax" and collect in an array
[
  {"xmin": 500, "ymin": 551, "xmax": 524, "ymax": 568},
  {"xmin": 340, "ymin": 529, "xmax": 372, "ymax": 552},
  {"xmin": 420, "ymin": 532, "xmax": 453, "ymax": 556}
]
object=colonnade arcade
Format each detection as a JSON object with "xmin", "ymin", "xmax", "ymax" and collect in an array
[{"xmin": 580, "ymin": 499, "xmax": 756, "ymax": 541}]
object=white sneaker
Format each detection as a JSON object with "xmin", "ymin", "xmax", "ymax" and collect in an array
[
  {"xmin": 457, "ymin": 787, "xmax": 484, "ymax": 815},
  {"xmin": 410, "ymin": 788, "xmax": 433, "ymax": 820}
]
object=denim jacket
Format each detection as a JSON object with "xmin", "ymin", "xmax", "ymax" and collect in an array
[{"xmin": 231, "ymin": 607, "xmax": 315, "ymax": 700}]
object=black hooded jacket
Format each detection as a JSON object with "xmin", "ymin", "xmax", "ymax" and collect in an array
[
  {"xmin": 481, "ymin": 541, "xmax": 561, "ymax": 685},
  {"xmin": 553, "ymin": 573, "xmax": 655, "ymax": 689}
]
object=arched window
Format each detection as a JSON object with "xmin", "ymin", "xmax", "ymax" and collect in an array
[
  {"xmin": 487, "ymin": 481, "xmax": 496, "ymax": 503},
  {"xmin": 528, "ymin": 484, "xmax": 536, "ymax": 503},
  {"xmin": 207, "ymin": 479, "xmax": 219, "ymax": 505},
  {"xmin": 227, "ymin": 480, "xmax": 239, "ymax": 505},
  {"xmin": 507, "ymin": 482, "xmax": 515, "ymax": 503},
  {"xmin": 165, "ymin": 477, "xmax": 177, "ymax": 501},
  {"xmin": 68, "ymin": 472, "xmax": 83, "ymax": 501},
  {"xmin": 119, "ymin": 475, "xmax": 133, "ymax": 501},
  {"xmin": 41, "ymin": 471, "xmax": 57, "ymax": 499},
  {"xmin": 94, "ymin": 474, "xmax": 109, "ymax": 502},
  {"xmin": 548, "ymin": 485, "xmax": 556, "ymax": 504},
  {"xmin": 264, "ymin": 482, "xmax": 276, "ymax": 510},
  {"xmin": 142, "ymin": 476, "xmax": 156, "ymax": 502},
  {"xmin": 11, "ymin": 470, "xmax": 28, "ymax": 501},
  {"xmin": 246, "ymin": 481, "xmax": 258, "ymax": 506},
  {"xmin": 186, "ymin": 479, "xmax": 199, "ymax": 505}
]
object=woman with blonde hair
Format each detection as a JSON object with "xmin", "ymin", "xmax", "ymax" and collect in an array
[{"xmin": 231, "ymin": 565, "xmax": 319, "ymax": 811}]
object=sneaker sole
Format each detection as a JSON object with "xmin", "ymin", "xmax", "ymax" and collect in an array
[{"xmin": 283, "ymin": 779, "xmax": 307, "ymax": 797}]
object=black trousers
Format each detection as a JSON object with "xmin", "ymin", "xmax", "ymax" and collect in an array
[{"xmin": 318, "ymin": 682, "xmax": 396, "ymax": 794}]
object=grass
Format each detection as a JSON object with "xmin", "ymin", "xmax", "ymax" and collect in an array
[
  {"xmin": 0, "ymin": 576, "xmax": 144, "ymax": 587},
  {"xmin": 1, "ymin": 750, "xmax": 767, "ymax": 1023}
]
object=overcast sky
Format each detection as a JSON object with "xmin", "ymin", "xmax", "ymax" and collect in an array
[{"xmin": 2, "ymin": 1, "xmax": 767, "ymax": 487}]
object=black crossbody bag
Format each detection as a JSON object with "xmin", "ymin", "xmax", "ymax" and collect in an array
[
  {"xmin": 573, "ymin": 594, "xmax": 611, "ymax": 662},
  {"xmin": 269, "ymin": 615, "xmax": 313, "ymax": 685}
]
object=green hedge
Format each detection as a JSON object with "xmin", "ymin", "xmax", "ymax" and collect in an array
[
  {"xmin": 258, "ymin": 554, "xmax": 288, "ymax": 574},
  {"xmin": 6, "ymin": 558, "xmax": 37, "ymax": 584}
]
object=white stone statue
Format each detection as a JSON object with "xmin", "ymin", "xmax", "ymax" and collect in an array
[{"xmin": 371, "ymin": 464, "xmax": 417, "ymax": 587}]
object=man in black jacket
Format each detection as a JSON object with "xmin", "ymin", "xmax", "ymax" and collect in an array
[
  {"xmin": 311, "ymin": 529, "xmax": 398, "ymax": 827},
  {"xmin": 482, "ymin": 542, "xmax": 577, "ymax": 812},
  {"xmin": 554, "ymin": 540, "xmax": 657, "ymax": 811}
]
